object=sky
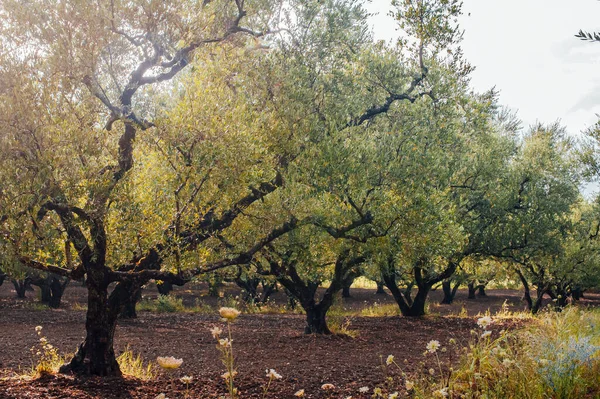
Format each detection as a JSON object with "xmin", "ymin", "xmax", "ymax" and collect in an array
[{"xmin": 365, "ymin": 0, "xmax": 600, "ymax": 138}]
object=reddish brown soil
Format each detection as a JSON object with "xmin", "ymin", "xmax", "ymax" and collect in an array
[{"xmin": 0, "ymin": 282, "xmax": 598, "ymax": 398}]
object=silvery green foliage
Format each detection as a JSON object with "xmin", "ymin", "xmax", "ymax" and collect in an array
[{"xmin": 535, "ymin": 326, "xmax": 600, "ymax": 395}]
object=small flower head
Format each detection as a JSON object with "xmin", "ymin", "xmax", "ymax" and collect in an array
[
  {"xmin": 219, "ymin": 338, "xmax": 232, "ymax": 348},
  {"xmin": 180, "ymin": 376, "xmax": 193, "ymax": 384},
  {"xmin": 221, "ymin": 371, "xmax": 238, "ymax": 380},
  {"xmin": 294, "ymin": 389, "xmax": 305, "ymax": 397},
  {"xmin": 405, "ymin": 380, "xmax": 414, "ymax": 391},
  {"xmin": 386, "ymin": 354, "xmax": 394, "ymax": 365},
  {"xmin": 481, "ymin": 330, "xmax": 492, "ymax": 339},
  {"xmin": 35, "ymin": 326, "xmax": 43, "ymax": 333},
  {"xmin": 434, "ymin": 387, "xmax": 449, "ymax": 398},
  {"xmin": 155, "ymin": 394, "xmax": 167, "ymax": 399},
  {"xmin": 477, "ymin": 316, "xmax": 493, "ymax": 329},
  {"xmin": 219, "ymin": 307, "xmax": 241, "ymax": 321},
  {"xmin": 389, "ymin": 392, "xmax": 399, "ymax": 399},
  {"xmin": 429, "ymin": 368, "xmax": 435, "ymax": 375},
  {"xmin": 359, "ymin": 386, "xmax": 369, "ymax": 393},
  {"xmin": 426, "ymin": 340, "xmax": 441, "ymax": 353},
  {"xmin": 156, "ymin": 356, "xmax": 183, "ymax": 370},
  {"xmin": 449, "ymin": 338, "xmax": 456, "ymax": 345},
  {"xmin": 266, "ymin": 369, "xmax": 282, "ymax": 379},
  {"xmin": 321, "ymin": 383, "xmax": 335, "ymax": 390},
  {"xmin": 210, "ymin": 326, "xmax": 222, "ymax": 339}
]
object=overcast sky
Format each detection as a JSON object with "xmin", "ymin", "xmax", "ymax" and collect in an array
[{"xmin": 365, "ymin": 0, "xmax": 600, "ymax": 138}]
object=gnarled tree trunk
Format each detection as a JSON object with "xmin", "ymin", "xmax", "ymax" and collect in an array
[
  {"xmin": 61, "ymin": 278, "xmax": 121, "ymax": 376},
  {"xmin": 270, "ymin": 250, "xmax": 364, "ymax": 334},
  {"xmin": 467, "ymin": 282, "xmax": 476, "ymax": 299},
  {"xmin": 156, "ymin": 280, "xmax": 173, "ymax": 296},
  {"xmin": 440, "ymin": 278, "xmax": 460, "ymax": 304},
  {"xmin": 477, "ymin": 285, "xmax": 487, "ymax": 297},
  {"xmin": 342, "ymin": 276, "xmax": 355, "ymax": 298},
  {"xmin": 30, "ymin": 274, "xmax": 70, "ymax": 309},
  {"xmin": 12, "ymin": 278, "xmax": 30, "ymax": 299},
  {"xmin": 383, "ymin": 257, "xmax": 458, "ymax": 317},
  {"xmin": 119, "ymin": 286, "xmax": 142, "ymax": 319}
]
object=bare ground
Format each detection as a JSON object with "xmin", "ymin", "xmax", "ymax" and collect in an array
[{"xmin": 0, "ymin": 282, "xmax": 598, "ymax": 398}]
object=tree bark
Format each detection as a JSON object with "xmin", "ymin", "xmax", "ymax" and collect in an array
[
  {"xmin": 383, "ymin": 258, "xmax": 458, "ymax": 317},
  {"xmin": 270, "ymin": 250, "xmax": 364, "ymax": 335},
  {"xmin": 207, "ymin": 274, "xmax": 222, "ymax": 297},
  {"xmin": 30, "ymin": 274, "xmax": 69, "ymax": 309},
  {"xmin": 440, "ymin": 279, "xmax": 460, "ymax": 304},
  {"xmin": 60, "ymin": 278, "xmax": 121, "ymax": 376},
  {"xmin": 375, "ymin": 280, "xmax": 386, "ymax": 294},
  {"xmin": 342, "ymin": 285, "xmax": 351, "ymax": 298},
  {"xmin": 156, "ymin": 280, "xmax": 173, "ymax": 296},
  {"xmin": 12, "ymin": 279, "xmax": 29, "ymax": 299},
  {"xmin": 531, "ymin": 291, "xmax": 545, "ymax": 314},
  {"xmin": 260, "ymin": 281, "xmax": 276, "ymax": 303},
  {"xmin": 467, "ymin": 282, "xmax": 476, "ymax": 299},
  {"xmin": 406, "ymin": 287, "xmax": 429, "ymax": 316},
  {"xmin": 477, "ymin": 285, "xmax": 487, "ymax": 297},
  {"xmin": 119, "ymin": 286, "xmax": 142, "ymax": 319},
  {"xmin": 516, "ymin": 269, "xmax": 533, "ymax": 311},
  {"xmin": 304, "ymin": 302, "xmax": 332, "ymax": 334},
  {"xmin": 572, "ymin": 286, "xmax": 584, "ymax": 300},
  {"xmin": 47, "ymin": 276, "xmax": 69, "ymax": 309}
]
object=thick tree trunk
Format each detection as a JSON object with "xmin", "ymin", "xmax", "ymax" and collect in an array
[
  {"xmin": 304, "ymin": 304, "xmax": 331, "ymax": 334},
  {"xmin": 12, "ymin": 279, "xmax": 29, "ymax": 299},
  {"xmin": 272, "ymin": 250, "xmax": 364, "ymax": 335},
  {"xmin": 382, "ymin": 273, "xmax": 428, "ymax": 317},
  {"xmin": 40, "ymin": 284, "xmax": 52, "ymax": 303},
  {"xmin": 405, "ymin": 286, "xmax": 429, "ymax": 316},
  {"xmin": 440, "ymin": 279, "xmax": 459, "ymax": 304},
  {"xmin": 0, "ymin": 273, "xmax": 6, "ymax": 286},
  {"xmin": 441, "ymin": 280, "xmax": 452, "ymax": 304},
  {"xmin": 342, "ymin": 286, "xmax": 351, "ymax": 298},
  {"xmin": 284, "ymin": 288, "xmax": 297, "ymax": 310},
  {"xmin": 467, "ymin": 282, "xmax": 476, "ymax": 299},
  {"xmin": 375, "ymin": 280, "xmax": 386, "ymax": 294},
  {"xmin": 531, "ymin": 294, "xmax": 544, "ymax": 314},
  {"xmin": 47, "ymin": 276, "xmax": 68, "ymax": 309},
  {"xmin": 207, "ymin": 275, "xmax": 222, "ymax": 297},
  {"xmin": 31, "ymin": 275, "xmax": 69, "ymax": 309},
  {"xmin": 402, "ymin": 283, "xmax": 414, "ymax": 306},
  {"xmin": 441, "ymin": 280, "xmax": 459, "ymax": 305},
  {"xmin": 516, "ymin": 270, "xmax": 533, "ymax": 310},
  {"xmin": 341, "ymin": 276, "xmax": 355, "ymax": 298},
  {"xmin": 236, "ymin": 278, "xmax": 260, "ymax": 303},
  {"xmin": 119, "ymin": 286, "xmax": 142, "ymax": 319},
  {"xmin": 383, "ymin": 259, "xmax": 458, "ymax": 317},
  {"xmin": 477, "ymin": 285, "xmax": 487, "ymax": 297},
  {"xmin": 156, "ymin": 280, "xmax": 173, "ymax": 296},
  {"xmin": 60, "ymin": 279, "xmax": 121, "ymax": 376},
  {"xmin": 572, "ymin": 287, "xmax": 584, "ymax": 301},
  {"xmin": 260, "ymin": 282, "xmax": 276, "ymax": 303}
]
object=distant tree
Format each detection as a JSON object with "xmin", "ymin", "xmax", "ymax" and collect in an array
[{"xmin": 488, "ymin": 124, "xmax": 580, "ymax": 313}]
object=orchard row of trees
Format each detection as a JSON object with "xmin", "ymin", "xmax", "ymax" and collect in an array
[{"xmin": 1, "ymin": 0, "xmax": 599, "ymax": 376}]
